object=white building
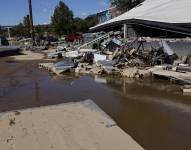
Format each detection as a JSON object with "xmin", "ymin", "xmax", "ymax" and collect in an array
[{"xmin": 91, "ymin": 0, "xmax": 191, "ymax": 38}]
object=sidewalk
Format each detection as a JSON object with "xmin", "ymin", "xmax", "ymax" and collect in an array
[{"xmin": 0, "ymin": 100, "xmax": 144, "ymax": 150}]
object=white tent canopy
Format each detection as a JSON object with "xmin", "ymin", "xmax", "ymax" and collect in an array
[{"xmin": 91, "ymin": 0, "xmax": 191, "ymax": 31}]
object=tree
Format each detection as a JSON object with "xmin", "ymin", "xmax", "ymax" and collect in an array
[
  {"xmin": 85, "ymin": 14, "xmax": 98, "ymax": 29},
  {"xmin": 11, "ymin": 15, "xmax": 31, "ymax": 37},
  {"xmin": 111, "ymin": 0, "xmax": 144, "ymax": 12},
  {"xmin": 71, "ymin": 17, "xmax": 84, "ymax": 33},
  {"xmin": 11, "ymin": 23, "xmax": 25, "ymax": 37},
  {"xmin": 12, "ymin": 1, "xmax": 98, "ymax": 37},
  {"xmin": 51, "ymin": 1, "xmax": 74, "ymax": 36},
  {"xmin": 23, "ymin": 15, "xmax": 30, "ymax": 35},
  {"xmin": 72, "ymin": 15, "xmax": 98, "ymax": 33},
  {"xmin": 35, "ymin": 24, "xmax": 51, "ymax": 35}
]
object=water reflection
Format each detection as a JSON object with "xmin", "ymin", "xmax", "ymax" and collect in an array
[
  {"xmin": 92, "ymin": 76, "xmax": 191, "ymax": 150},
  {"xmin": 0, "ymin": 60, "xmax": 191, "ymax": 150},
  {"xmin": 34, "ymin": 81, "xmax": 40, "ymax": 102}
]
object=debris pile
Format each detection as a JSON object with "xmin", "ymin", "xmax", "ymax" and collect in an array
[
  {"xmin": 38, "ymin": 32, "xmax": 191, "ymax": 94},
  {"xmin": 40, "ymin": 36, "xmax": 180, "ymax": 78}
]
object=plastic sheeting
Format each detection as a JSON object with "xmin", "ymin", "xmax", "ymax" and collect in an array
[
  {"xmin": 94, "ymin": 54, "xmax": 107, "ymax": 62},
  {"xmin": 91, "ymin": 0, "xmax": 191, "ymax": 31},
  {"xmin": 160, "ymin": 41, "xmax": 175, "ymax": 56}
]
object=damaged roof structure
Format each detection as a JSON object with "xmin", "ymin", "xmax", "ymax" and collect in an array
[{"xmin": 90, "ymin": 0, "xmax": 191, "ymax": 37}]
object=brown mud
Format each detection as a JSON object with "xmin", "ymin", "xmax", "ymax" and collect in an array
[{"xmin": 0, "ymin": 58, "xmax": 191, "ymax": 150}]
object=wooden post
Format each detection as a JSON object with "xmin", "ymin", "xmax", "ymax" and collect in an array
[
  {"xmin": 7, "ymin": 27, "xmax": 11, "ymax": 39},
  {"xmin": 123, "ymin": 24, "xmax": 127, "ymax": 39},
  {"xmin": 28, "ymin": 0, "xmax": 35, "ymax": 45}
]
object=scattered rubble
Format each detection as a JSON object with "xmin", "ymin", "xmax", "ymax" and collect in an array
[
  {"xmin": 36, "ymin": 32, "xmax": 191, "ymax": 94},
  {"xmin": 52, "ymin": 59, "xmax": 76, "ymax": 75},
  {"xmin": 14, "ymin": 111, "xmax": 21, "ymax": 116},
  {"xmin": 182, "ymin": 85, "xmax": 191, "ymax": 95},
  {"xmin": 75, "ymin": 63, "xmax": 103, "ymax": 75},
  {"xmin": 40, "ymin": 37, "xmax": 177, "ymax": 77},
  {"xmin": 9, "ymin": 118, "xmax": 16, "ymax": 126}
]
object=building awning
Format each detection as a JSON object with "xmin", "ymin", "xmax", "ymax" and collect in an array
[{"xmin": 90, "ymin": 0, "xmax": 191, "ymax": 34}]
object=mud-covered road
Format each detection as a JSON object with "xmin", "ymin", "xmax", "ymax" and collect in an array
[{"xmin": 0, "ymin": 58, "xmax": 191, "ymax": 150}]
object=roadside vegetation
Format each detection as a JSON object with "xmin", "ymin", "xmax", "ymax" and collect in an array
[
  {"xmin": 111, "ymin": 0, "xmax": 144, "ymax": 12},
  {"xmin": 10, "ymin": 1, "xmax": 98, "ymax": 37},
  {"xmin": 2, "ymin": 0, "xmax": 144, "ymax": 37}
]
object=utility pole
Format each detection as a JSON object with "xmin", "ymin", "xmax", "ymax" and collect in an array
[{"xmin": 28, "ymin": 0, "xmax": 35, "ymax": 45}]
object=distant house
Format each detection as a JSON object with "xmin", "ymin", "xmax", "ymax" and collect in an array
[
  {"xmin": 97, "ymin": 6, "xmax": 123, "ymax": 24},
  {"xmin": 0, "ymin": 25, "xmax": 13, "ymax": 39},
  {"xmin": 97, "ymin": 0, "xmax": 124, "ymax": 24},
  {"xmin": 97, "ymin": 0, "xmax": 145, "ymax": 25},
  {"xmin": 97, "ymin": 9, "xmax": 112, "ymax": 24}
]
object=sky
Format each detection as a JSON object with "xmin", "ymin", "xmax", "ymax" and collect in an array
[{"xmin": 0, "ymin": 0, "xmax": 109, "ymax": 26}]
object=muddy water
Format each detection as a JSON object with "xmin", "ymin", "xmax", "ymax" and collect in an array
[{"xmin": 0, "ymin": 59, "xmax": 191, "ymax": 150}]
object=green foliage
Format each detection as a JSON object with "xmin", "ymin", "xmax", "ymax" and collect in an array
[
  {"xmin": 72, "ymin": 15, "xmax": 98, "ymax": 33},
  {"xmin": 85, "ymin": 14, "xmax": 98, "ymax": 29},
  {"xmin": 72, "ymin": 18, "xmax": 84, "ymax": 32},
  {"xmin": 23, "ymin": 15, "xmax": 30, "ymax": 34},
  {"xmin": 51, "ymin": 1, "xmax": 74, "ymax": 36},
  {"xmin": 11, "ymin": 15, "xmax": 30, "ymax": 37},
  {"xmin": 11, "ymin": 23, "xmax": 26, "ymax": 37},
  {"xmin": 11, "ymin": 1, "xmax": 98, "ymax": 37},
  {"xmin": 35, "ymin": 24, "xmax": 51, "ymax": 34},
  {"xmin": 51, "ymin": 1, "xmax": 98, "ymax": 36},
  {"xmin": 111, "ymin": 0, "xmax": 144, "ymax": 11},
  {"xmin": 111, "ymin": 0, "xmax": 131, "ymax": 10}
]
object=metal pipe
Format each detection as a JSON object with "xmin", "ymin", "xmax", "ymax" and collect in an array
[{"xmin": 123, "ymin": 24, "xmax": 127, "ymax": 39}]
